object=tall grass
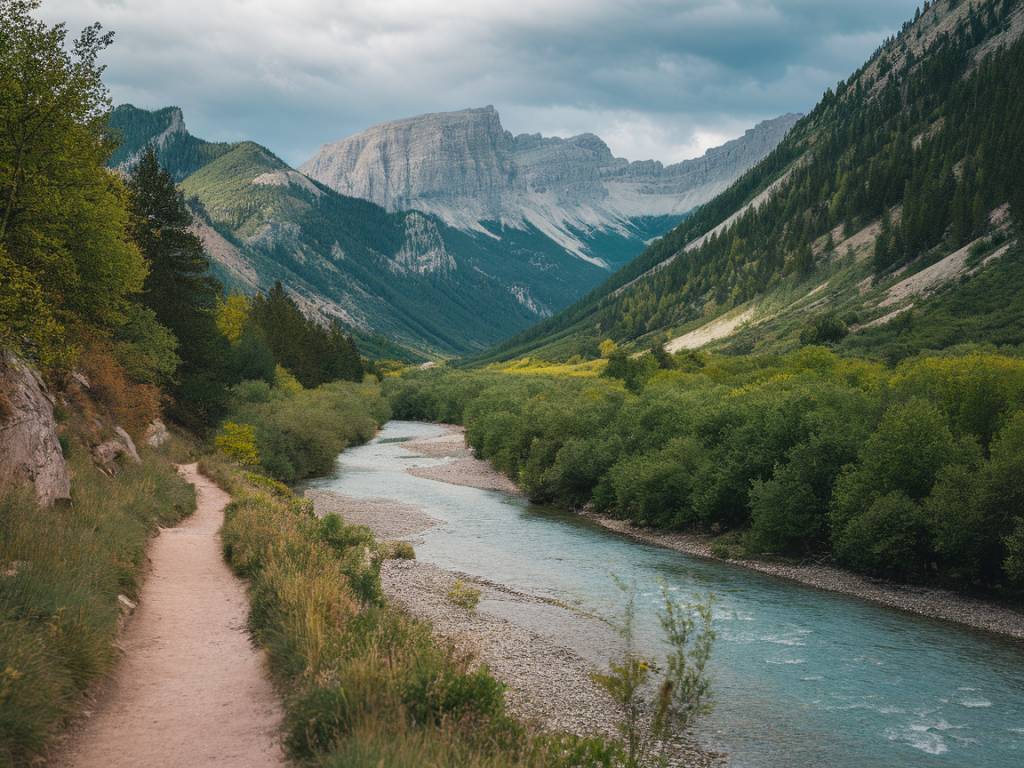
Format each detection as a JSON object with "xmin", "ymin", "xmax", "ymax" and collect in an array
[
  {"xmin": 0, "ymin": 447, "xmax": 195, "ymax": 765},
  {"xmin": 206, "ymin": 456, "xmax": 624, "ymax": 768}
]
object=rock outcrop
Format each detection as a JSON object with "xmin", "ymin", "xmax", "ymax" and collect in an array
[
  {"xmin": 0, "ymin": 351, "xmax": 71, "ymax": 506},
  {"xmin": 92, "ymin": 427, "xmax": 142, "ymax": 476},
  {"xmin": 302, "ymin": 107, "xmax": 801, "ymax": 262}
]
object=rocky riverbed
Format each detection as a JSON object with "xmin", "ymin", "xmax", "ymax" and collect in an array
[
  {"xmin": 398, "ymin": 425, "xmax": 1024, "ymax": 642},
  {"xmin": 307, "ymin": 447, "xmax": 722, "ymax": 767}
]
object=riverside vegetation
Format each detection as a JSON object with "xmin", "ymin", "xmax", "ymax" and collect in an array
[
  {"xmin": 204, "ymin": 379, "xmax": 716, "ymax": 768},
  {"xmin": 386, "ymin": 347, "xmax": 1024, "ymax": 596}
]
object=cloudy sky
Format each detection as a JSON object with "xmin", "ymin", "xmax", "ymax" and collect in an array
[{"xmin": 41, "ymin": 1, "xmax": 921, "ymax": 166}]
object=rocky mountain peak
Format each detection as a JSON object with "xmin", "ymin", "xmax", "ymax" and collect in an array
[{"xmin": 301, "ymin": 107, "xmax": 800, "ymax": 263}]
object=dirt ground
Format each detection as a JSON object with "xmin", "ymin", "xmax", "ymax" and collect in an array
[{"xmin": 55, "ymin": 464, "xmax": 284, "ymax": 768}]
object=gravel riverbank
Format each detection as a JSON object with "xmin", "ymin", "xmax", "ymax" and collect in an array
[
  {"xmin": 306, "ymin": 451, "xmax": 721, "ymax": 765},
  {"xmin": 403, "ymin": 425, "xmax": 520, "ymax": 493},
  {"xmin": 398, "ymin": 424, "xmax": 1024, "ymax": 642},
  {"xmin": 585, "ymin": 514, "xmax": 1024, "ymax": 641}
]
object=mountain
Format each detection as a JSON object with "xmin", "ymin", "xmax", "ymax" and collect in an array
[
  {"xmin": 301, "ymin": 107, "xmax": 800, "ymax": 267},
  {"xmin": 107, "ymin": 107, "xmax": 632, "ymax": 357},
  {"xmin": 107, "ymin": 105, "xmax": 232, "ymax": 180},
  {"xmin": 480, "ymin": 0, "xmax": 1024, "ymax": 364},
  {"xmin": 109, "ymin": 105, "xmax": 796, "ymax": 359}
]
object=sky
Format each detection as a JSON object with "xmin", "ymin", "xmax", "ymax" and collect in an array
[{"xmin": 41, "ymin": 1, "xmax": 922, "ymax": 167}]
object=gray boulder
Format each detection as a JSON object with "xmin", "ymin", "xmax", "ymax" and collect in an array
[
  {"xmin": 92, "ymin": 427, "xmax": 141, "ymax": 475},
  {"xmin": 0, "ymin": 351, "xmax": 71, "ymax": 505}
]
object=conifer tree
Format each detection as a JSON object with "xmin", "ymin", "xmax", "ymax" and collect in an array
[{"xmin": 127, "ymin": 146, "xmax": 228, "ymax": 427}]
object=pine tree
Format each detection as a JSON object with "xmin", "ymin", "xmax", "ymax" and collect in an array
[{"xmin": 127, "ymin": 146, "xmax": 228, "ymax": 427}]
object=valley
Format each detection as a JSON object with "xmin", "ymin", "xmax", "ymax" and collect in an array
[
  {"xmin": 107, "ymin": 104, "xmax": 793, "ymax": 359},
  {"xmin": 305, "ymin": 421, "xmax": 1024, "ymax": 767},
  {"xmin": 4, "ymin": 0, "xmax": 1024, "ymax": 767}
]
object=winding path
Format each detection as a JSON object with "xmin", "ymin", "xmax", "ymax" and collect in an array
[{"xmin": 59, "ymin": 464, "xmax": 284, "ymax": 768}]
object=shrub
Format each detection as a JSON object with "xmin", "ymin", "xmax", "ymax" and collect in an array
[
  {"xmin": 800, "ymin": 313, "xmax": 849, "ymax": 345},
  {"xmin": 379, "ymin": 541, "xmax": 416, "ymax": 560},
  {"xmin": 77, "ymin": 341, "xmax": 162, "ymax": 438},
  {"xmin": 226, "ymin": 381, "xmax": 388, "ymax": 483},
  {"xmin": 593, "ymin": 585, "xmax": 715, "ymax": 768},
  {"xmin": 215, "ymin": 422, "xmax": 260, "ymax": 466},
  {"xmin": 447, "ymin": 579, "xmax": 482, "ymax": 612},
  {"xmin": 833, "ymin": 492, "xmax": 928, "ymax": 578}
]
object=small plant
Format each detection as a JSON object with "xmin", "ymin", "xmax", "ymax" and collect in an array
[
  {"xmin": 215, "ymin": 421, "xmax": 260, "ymax": 466},
  {"xmin": 592, "ymin": 580, "xmax": 715, "ymax": 768},
  {"xmin": 447, "ymin": 579, "xmax": 482, "ymax": 612},
  {"xmin": 379, "ymin": 540, "xmax": 416, "ymax": 560}
]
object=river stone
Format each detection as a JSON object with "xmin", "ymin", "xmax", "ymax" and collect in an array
[{"xmin": 0, "ymin": 350, "xmax": 71, "ymax": 505}]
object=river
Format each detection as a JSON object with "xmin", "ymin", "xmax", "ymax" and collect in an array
[{"xmin": 306, "ymin": 421, "xmax": 1024, "ymax": 767}]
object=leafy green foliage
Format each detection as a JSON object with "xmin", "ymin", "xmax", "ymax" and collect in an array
[
  {"xmin": 0, "ymin": 0, "xmax": 147, "ymax": 366},
  {"xmin": 224, "ymin": 379, "xmax": 388, "ymax": 484},
  {"xmin": 387, "ymin": 348, "xmax": 1024, "ymax": 593}
]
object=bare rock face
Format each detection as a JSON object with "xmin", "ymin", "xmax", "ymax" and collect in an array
[
  {"xmin": 392, "ymin": 213, "xmax": 456, "ymax": 274},
  {"xmin": 92, "ymin": 427, "xmax": 141, "ymax": 476},
  {"xmin": 0, "ymin": 351, "xmax": 71, "ymax": 506},
  {"xmin": 302, "ymin": 107, "xmax": 802, "ymax": 262}
]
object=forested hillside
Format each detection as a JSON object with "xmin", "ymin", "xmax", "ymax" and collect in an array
[{"xmin": 483, "ymin": 0, "xmax": 1024, "ymax": 363}]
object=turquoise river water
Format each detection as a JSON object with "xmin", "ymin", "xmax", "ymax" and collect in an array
[{"xmin": 306, "ymin": 421, "xmax": 1024, "ymax": 768}]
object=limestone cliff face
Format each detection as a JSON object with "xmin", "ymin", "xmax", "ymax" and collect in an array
[
  {"xmin": 301, "ymin": 107, "xmax": 801, "ymax": 262},
  {"xmin": 0, "ymin": 352, "xmax": 70, "ymax": 506}
]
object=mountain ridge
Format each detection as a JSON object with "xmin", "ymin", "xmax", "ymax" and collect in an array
[
  {"xmin": 474, "ymin": 0, "xmax": 1024, "ymax": 364},
  {"xmin": 301, "ymin": 107, "xmax": 800, "ymax": 264}
]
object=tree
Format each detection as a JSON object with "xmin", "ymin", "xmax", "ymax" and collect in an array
[
  {"xmin": 0, "ymin": 1, "xmax": 146, "ymax": 363},
  {"xmin": 248, "ymin": 281, "xmax": 363, "ymax": 388},
  {"xmin": 127, "ymin": 145, "xmax": 228, "ymax": 427},
  {"xmin": 216, "ymin": 294, "xmax": 250, "ymax": 343}
]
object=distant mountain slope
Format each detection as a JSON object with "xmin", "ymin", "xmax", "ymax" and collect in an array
[
  {"xmin": 480, "ymin": 0, "xmax": 1024, "ymax": 363},
  {"xmin": 301, "ymin": 107, "xmax": 799, "ymax": 267},
  {"xmin": 106, "ymin": 106, "xmax": 651, "ymax": 357},
  {"xmin": 108, "ymin": 105, "xmax": 232, "ymax": 180}
]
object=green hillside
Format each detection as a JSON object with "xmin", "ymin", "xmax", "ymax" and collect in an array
[
  {"xmin": 481, "ymin": 0, "xmax": 1024, "ymax": 364},
  {"xmin": 107, "ymin": 105, "xmax": 232, "ymax": 180},
  {"xmin": 108, "ymin": 107, "xmax": 667, "ymax": 358}
]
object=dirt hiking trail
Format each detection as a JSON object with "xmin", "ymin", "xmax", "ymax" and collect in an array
[{"xmin": 59, "ymin": 463, "xmax": 284, "ymax": 768}]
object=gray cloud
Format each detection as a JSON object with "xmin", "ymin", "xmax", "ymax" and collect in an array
[{"xmin": 40, "ymin": 0, "xmax": 920, "ymax": 165}]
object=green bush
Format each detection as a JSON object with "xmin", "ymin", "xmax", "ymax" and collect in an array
[
  {"xmin": 225, "ymin": 380, "xmax": 389, "ymax": 483},
  {"xmin": 386, "ymin": 350, "xmax": 1024, "ymax": 592},
  {"xmin": 447, "ymin": 579, "xmax": 482, "ymax": 612}
]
